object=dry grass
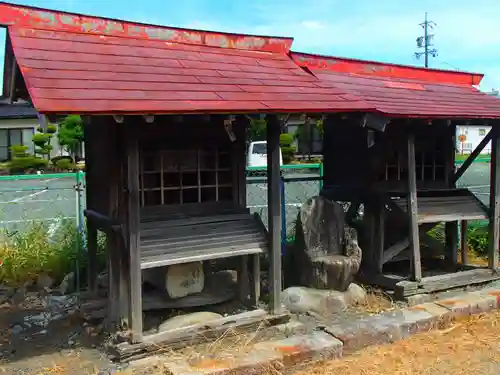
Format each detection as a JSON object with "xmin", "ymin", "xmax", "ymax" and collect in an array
[
  {"xmin": 357, "ymin": 286, "xmax": 396, "ymax": 315},
  {"xmin": 300, "ymin": 310, "xmax": 500, "ymax": 375}
]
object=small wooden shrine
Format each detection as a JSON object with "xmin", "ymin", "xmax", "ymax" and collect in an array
[
  {"xmin": 291, "ymin": 52, "xmax": 500, "ymax": 299},
  {"xmin": 0, "ymin": 2, "xmax": 375, "ymax": 353}
]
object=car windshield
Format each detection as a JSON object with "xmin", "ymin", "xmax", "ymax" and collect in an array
[{"xmin": 252, "ymin": 143, "xmax": 267, "ymax": 154}]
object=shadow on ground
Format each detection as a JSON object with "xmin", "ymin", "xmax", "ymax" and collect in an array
[{"xmin": 0, "ymin": 292, "xmax": 112, "ymax": 374}]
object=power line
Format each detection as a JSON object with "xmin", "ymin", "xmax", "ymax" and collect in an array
[{"xmin": 414, "ymin": 12, "xmax": 438, "ymax": 68}]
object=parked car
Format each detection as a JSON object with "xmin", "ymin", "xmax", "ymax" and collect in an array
[{"xmin": 246, "ymin": 141, "xmax": 283, "ymax": 169}]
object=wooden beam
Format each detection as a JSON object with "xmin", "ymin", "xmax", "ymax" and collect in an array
[
  {"xmin": 266, "ymin": 114, "xmax": 283, "ymax": 315},
  {"xmin": 454, "ymin": 128, "xmax": 493, "ymax": 183},
  {"xmin": 126, "ymin": 125, "xmax": 143, "ymax": 342},
  {"xmin": 7, "ymin": 57, "xmax": 17, "ymax": 104},
  {"xmin": 489, "ymin": 128, "xmax": 500, "ymax": 270},
  {"xmin": 407, "ymin": 132, "xmax": 422, "ymax": 281}
]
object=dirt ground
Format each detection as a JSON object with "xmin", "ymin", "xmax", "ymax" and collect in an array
[{"xmin": 300, "ymin": 310, "xmax": 500, "ymax": 375}]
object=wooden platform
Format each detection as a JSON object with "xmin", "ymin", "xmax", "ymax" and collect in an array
[{"xmin": 359, "ymin": 267, "xmax": 500, "ymax": 300}]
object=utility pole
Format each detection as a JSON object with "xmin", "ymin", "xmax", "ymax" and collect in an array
[{"xmin": 415, "ymin": 12, "xmax": 437, "ymax": 68}]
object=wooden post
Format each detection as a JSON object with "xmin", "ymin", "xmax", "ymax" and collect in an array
[
  {"xmin": 86, "ymin": 224, "xmax": 98, "ymax": 293},
  {"xmin": 372, "ymin": 197, "xmax": 385, "ymax": 273},
  {"xmin": 126, "ymin": 125, "xmax": 143, "ymax": 342},
  {"xmin": 488, "ymin": 127, "xmax": 500, "ymax": 270},
  {"xmin": 445, "ymin": 125, "xmax": 458, "ymax": 267},
  {"xmin": 407, "ymin": 132, "xmax": 422, "ymax": 281},
  {"xmin": 460, "ymin": 220, "xmax": 468, "ymax": 264},
  {"xmin": 266, "ymin": 115, "xmax": 283, "ymax": 314}
]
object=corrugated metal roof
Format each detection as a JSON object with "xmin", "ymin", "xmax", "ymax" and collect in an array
[
  {"xmin": 0, "ymin": 102, "xmax": 38, "ymax": 119},
  {"xmin": 291, "ymin": 52, "xmax": 500, "ymax": 119},
  {"xmin": 1, "ymin": 2, "xmax": 373, "ymax": 115}
]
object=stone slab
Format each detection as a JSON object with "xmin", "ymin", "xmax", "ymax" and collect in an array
[
  {"xmin": 436, "ymin": 290, "xmax": 498, "ymax": 317},
  {"xmin": 324, "ymin": 302, "xmax": 453, "ymax": 352},
  {"xmin": 162, "ymin": 332, "xmax": 342, "ymax": 375}
]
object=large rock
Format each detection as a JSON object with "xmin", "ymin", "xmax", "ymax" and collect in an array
[
  {"xmin": 282, "ymin": 284, "xmax": 367, "ymax": 316},
  {"xmin": 143, "ymin": 262, "xmax": 205, "ymax": 299},
  {"xmin": 287, "ymin": 196, "xmax": 362, "ymax": 292}
]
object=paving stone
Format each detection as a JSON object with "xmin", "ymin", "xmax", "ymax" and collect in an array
[
  {"xmin": 382, "ymin": 307, "xmax": 442, "ymax": 338},
  {"xmin": 255, "ymin": 331, "xmax": 342, "ymax": 370},
  {"xmin": 163, "ymin": 332, "xmax": 341, "ymax": 375},
  {"xmin": 436, "ymin": 291, "xmax": 498, "ymax": 317},
  {"xmin": 407, "ymin": 302, "xmax": 454, "ymax": 329},
  {"xmin": 404, "ymin": 293, "xmax": 432, "ymax": 306},
  {"xmin": 324, "ymin": 315, "xmax": 402, "ymax": 351}
]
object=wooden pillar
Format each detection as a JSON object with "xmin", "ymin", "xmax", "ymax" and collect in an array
[
  {"xmin": 460, "ymin": 220, "xmax": 468, "ymax": 264},
  {"xmin": 488, "ymin": 127, "xmax": 500, "ymax": 270},
  {"xmin": 445, "ymin": 124, "xmax": 458, "ymax": 266},
  {"xmin": 125, "ymin": 124, "xmax": 143, "ymax": 342},
  {"xmin": 372, "ymin": 197, "xmax": 385, "ymax": 273},
  {"xmin": 266, "ymin": 114, "xmax": 283, "ymax": 314},
  {"xmin": 407, "ymin": 132, "xmax": 422, "ymax": 281}
]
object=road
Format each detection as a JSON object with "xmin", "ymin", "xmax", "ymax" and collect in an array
[
  {"xmin": 0, "ymin": 171, "xmax": 321, "ymax": 234},
  {"xmin": 0, "ymin": 162, "xmax": 490, "ymax": 234},
  {"xmin": 300, "ymin": 309, "xmax": 500, "ymax": 375}
]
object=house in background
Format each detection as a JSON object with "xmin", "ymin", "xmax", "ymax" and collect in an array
[
  {"xmin": 455, "ymin": 91, "xmax": 499, "ymax": 154},
  {"xmin": 0, "ymin": 102, "xmax": 65, "ymax": 161},
  {"xmin": 284, "ymin": 114, "xmax": 323, "ymax": 156},
  {"xmin": 456, "ymin": 125, "xmax": 492, "ymax": 154}
]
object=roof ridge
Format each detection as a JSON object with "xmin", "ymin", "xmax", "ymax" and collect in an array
[
  {"xmin": 0, "ymin": 2, "xmax": 293, "ymax": 54},
  {"xmin": 291, "ymin": 51, "xmax": 484, "ymax": 86}
]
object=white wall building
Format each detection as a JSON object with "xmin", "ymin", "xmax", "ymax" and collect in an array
[{"xmin": 456, "ymin": 125, "xmax": 492, "ymax": 154}]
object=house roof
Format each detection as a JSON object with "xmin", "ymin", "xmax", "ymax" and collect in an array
[
  {"xmin": 0, "ymin": 102, "xmax": 38, "ymax": 119},
  {"xmin": 290, "ymin": 52, "xmax": 500, "ymax": 119},
  {"xmin": 0, "ymin": 2, "xmax": 372, "ymax": 115}
]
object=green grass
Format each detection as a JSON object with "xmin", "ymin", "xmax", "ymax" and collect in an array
[
  {"xmin": 455, "ymin": 153, "xmax": 491, "ymax": 162},
  {"xmin": 0, "ymin": 219, "xmax": 106, "ymax": 287}
]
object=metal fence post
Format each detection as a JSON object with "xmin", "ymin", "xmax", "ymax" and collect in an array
[
  {"xmin": 319, "ymin": 163, "xmax": 324, "ymax": 191},
  {"xmin": 74, "ymin": 170, "xmax": 86, "ymax": 292}
]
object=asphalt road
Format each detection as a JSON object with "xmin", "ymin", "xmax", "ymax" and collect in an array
[{"xmin": 0, "ymin": 172, "xmax": 320, "ymax": 234}]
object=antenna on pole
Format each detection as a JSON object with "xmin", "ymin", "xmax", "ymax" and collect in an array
[{"xmin": 414, "ymin": 12, "xmax": 438, "ymax": 68}]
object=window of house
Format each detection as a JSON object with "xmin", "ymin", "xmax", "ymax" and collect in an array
[
  {"xmin": 139, "ymin": 148, "xmax": 233, "ymax": 206},
  {"xmin": 0, "ymin": 128, "xmax": 33, "ymax": 161},
  {"xmin": 478, "ymin": 128, "xmax": 486, "ymax": 136}
]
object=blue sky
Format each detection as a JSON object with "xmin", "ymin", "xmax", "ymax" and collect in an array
[{"xmin": 1, "ymin": 0, "xmax": 500, "ymax": 91}]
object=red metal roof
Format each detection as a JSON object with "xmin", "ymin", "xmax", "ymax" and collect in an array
[
  {"xmin": 291, "ymin": 52, "xmax": 500, "ymax": 119},
  {"xmin": 0, "ymin": 3, "xmax": 372, "ymax": 115}
]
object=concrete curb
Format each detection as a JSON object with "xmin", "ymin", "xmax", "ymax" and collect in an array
[{"xmin": 133, "ymin": 286, "xmax": 500, "ymax": 375}]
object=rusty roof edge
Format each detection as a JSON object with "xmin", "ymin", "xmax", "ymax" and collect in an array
[
  {"xmin": 290, "ymin": 50, "xmax": 485, "ymax": 84},
  {"xmin": 0, "ymin": 1, "xmax": 294, "ymax": 53}
]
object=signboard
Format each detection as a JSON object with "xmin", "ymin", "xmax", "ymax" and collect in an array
[{"xmin": 458, "ymin": 134, "xmax": 467, "ymax": 143}]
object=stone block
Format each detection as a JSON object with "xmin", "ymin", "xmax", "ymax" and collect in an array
[
  {"xmin": 255, "ymin": 331, "xmax": 342, "ymax": 370},
  {"xmin": 324, "ymin": 315, "xmax": 402, "ymax": 352},
  {"xmin": 407, "ymin": 302, "xmax": 454, "ymax": 329},
  {"xmin": 436, "ymin": 291, "xmax": 498, "ymax": 317},
  {"xmin": 164, "ymin": 332, "xmax": 342, "ymax": 375},
  {"xmin": 404, "ymin": 293, "xmax": 432, "ymax": 306}
]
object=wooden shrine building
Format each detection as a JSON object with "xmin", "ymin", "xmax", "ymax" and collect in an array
[
  {"xmin": 0, "ymin": 2, "xmax": 375, "ymax": 349},
  {"xmin": 291, "ymin": 52, "xmax": 500, "ymax": 299}
]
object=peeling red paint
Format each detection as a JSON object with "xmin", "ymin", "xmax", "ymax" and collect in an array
[
  {"xmin": 292, "ymin": 52, "xmax": 484, "ymax": 86},
  {"xmin": 385, "ymin": 81, "xmax": 425, "ymax": 90},
  {"xmin": 0, "ymin": 2, "xmax": 293, "ymax": 53}
]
